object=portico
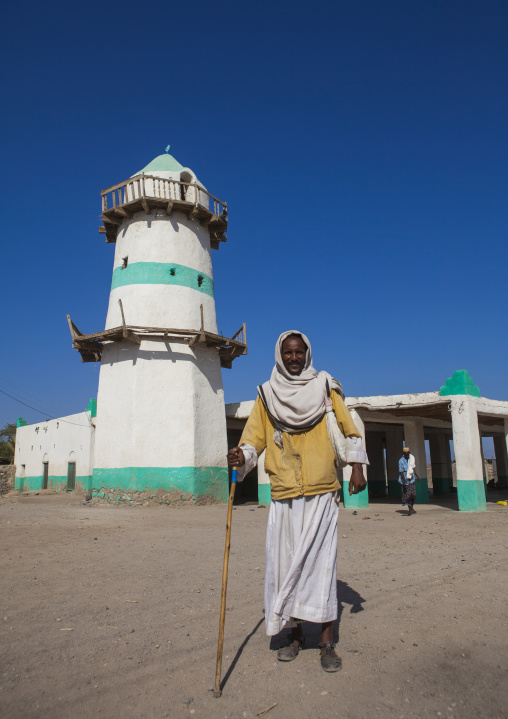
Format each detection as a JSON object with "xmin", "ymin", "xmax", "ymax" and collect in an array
[{"xmin": 226, "ymin": 371, "xmax": 508, "ymax": 512}]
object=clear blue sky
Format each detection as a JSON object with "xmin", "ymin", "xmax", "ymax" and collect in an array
[{"xmin": 1, "ymin": 0, "xmax": 507, "ymax": 436}]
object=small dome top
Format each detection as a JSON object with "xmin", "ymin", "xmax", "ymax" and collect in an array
[{"xmin": 133, "ymin": 150, "xmax": 184, "ymax": 176}]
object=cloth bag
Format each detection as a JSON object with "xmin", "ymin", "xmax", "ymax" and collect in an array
[{"xmin": 324, "ymin": 392, "xmax": 348, "ymax": 468}]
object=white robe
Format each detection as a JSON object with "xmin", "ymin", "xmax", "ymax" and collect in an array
[{"xmin": 264, "ymin": 491, "xmax": 338, "ymax": 636}]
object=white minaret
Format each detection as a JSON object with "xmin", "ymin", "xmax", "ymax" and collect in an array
[{"xmin": 69, "ymin": 148, "xmax": 246, "ymax": 501}]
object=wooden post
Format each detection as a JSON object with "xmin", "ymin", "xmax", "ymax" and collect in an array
[{"xmin": 213, "ymin": 468, "xmax": 237, "ymax": 698}]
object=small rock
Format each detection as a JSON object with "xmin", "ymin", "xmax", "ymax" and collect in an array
[{"xmin": 320, "ymin": 690, "xmax": 328, "ymax": 695}]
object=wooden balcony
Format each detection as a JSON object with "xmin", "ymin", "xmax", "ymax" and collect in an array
[
  {"xmin": 67, "ymin": 305, "xmax": 246, "ymax": 369},
  {"xmin": 99, "ymin": 174, "xmax": 228, "ymax": 249}
]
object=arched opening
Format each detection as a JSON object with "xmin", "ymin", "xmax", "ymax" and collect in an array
[
  {"xmin": 42, "ymin": 453, "xmax": 49, "ymax": 489},
  {"xmin": 180, "ymin": 171, "xmax": 193, "ymax": 201}
]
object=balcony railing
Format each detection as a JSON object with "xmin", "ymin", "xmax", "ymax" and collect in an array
[
  {"xmin": 102, "ymin": 174, "xmax": 226, "ymax": 217},
  {"xmin": 99, "ymin": 174, "xmax": 228, "ymax": 248}
]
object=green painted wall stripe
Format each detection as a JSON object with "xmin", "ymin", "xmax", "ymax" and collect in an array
[
  {"xmin": 111, "ymin": 262, "xmax": 214, "ymax": 297},
  {"xmin": 92, "ymin": 466, "xmax": 228, "ymax": 503},
  {"xmin": 457, "ymin": 479, "xmax": 487, "ymax": 511}
]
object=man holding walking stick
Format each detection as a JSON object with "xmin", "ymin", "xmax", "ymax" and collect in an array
[{"xmin": 227, "ymin": 331, "xmax": 369, "ymax": 672}]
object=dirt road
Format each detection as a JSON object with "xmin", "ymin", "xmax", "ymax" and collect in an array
[{"xmin": 0, "ymin": 492, "xmax": 506, "ymax": 719}]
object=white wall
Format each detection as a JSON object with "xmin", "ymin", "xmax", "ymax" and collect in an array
[
  {"xmin": 14, "ymin": 412, "xmax": 95, "ymax": 491},
  {"xmin": 105, "ymin": 210, "xmax": 218, "ymax": 333},
  {"xmin": 94, "ymin": 338, "xmax": 227, "ymax": 469}
]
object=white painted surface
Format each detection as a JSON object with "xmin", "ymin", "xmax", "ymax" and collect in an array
[
  {"xmin": 14, "ymin": 412, "xmax": 94, "ymax": 482},
  {"xmin": 112, "ymin": 212, "xmax": 213, "ymax": 273},
  {"xmin": 105, "ymin": 211, "xmax": 217, "ymax": 333},
  {"xmin": 107, "ymin": 285, "xmax": 218, "ymax": 334},
  {"xmin": 94, "ymin": 338, "xmax": 227, "ymax": 469},
  {"xmin": 450, "ymin": 397, "xmax": 484, "ymax": 483}
]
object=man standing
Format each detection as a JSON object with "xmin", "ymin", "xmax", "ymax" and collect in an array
[
  {"xmin": 227, "ymin": 331, "xmax": 368, "ymax": 672},
  {"xmin": 398, "ymin": 446, "xmax": 419, "ymax": 515}
]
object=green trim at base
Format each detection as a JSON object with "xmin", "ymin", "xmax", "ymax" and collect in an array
[
  {"xmin": 415, "ymin": 478, "xmax": 429, "ymax": 503},
  {"xmin": 388, "ymin": 480, "xmax": 402, "ymax": 498},
  {"xmin": 342, "ymin": 481, "xmax": 369, "ymax": 508},
  {"xmin": 368, "ymin": 479, "xmax": 386, "ymax": 497},
  {"xmin": 14, "ymin": 475, "xmax": 92, "ymax": 493},
  {"xmin": 257, "ymin": 484, "xmax": 271, "ymax": 504},
  {"xmin": 432, "ymin": 477, "xmax": 452, "ymax": 494},
  {"xmin": 457, "ymin": 479, "xmax": 487, "ymax": 511},
  {"xmin": 92, "ymin": 466, "xmax": 228, "ymax": 503}
]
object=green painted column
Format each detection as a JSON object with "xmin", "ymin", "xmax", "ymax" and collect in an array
[
  {"xmin": 257, "ymin": 484, "xmax": 271, "ymax": 504},
  {"xmin": 343, "ymin": 408, "xmax": 369, "ymax": 509},
  {"xmin": 403, "ymin": 420, "xmax": 429, "ymax": 503},
  {"xmin": 342, "ymin": 481, "xmax": 369, "ymax": 508},
  {"xmin": 449, "ymin": 395, "xmax": 487, "ymax": 512},
  {"xmin": 257, "ymin": 450, "xmax": 271, "ymax": 504}
]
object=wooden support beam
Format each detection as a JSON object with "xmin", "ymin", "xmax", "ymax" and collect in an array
[
  {"xmin": 66, "ymin": 314, "xmax": 81, "ymax": 341},
  {"xmin": 102, "ymin": 214, "xmax": 122, "ymax": 225},
  {"xmin": 166, "ymin": 200, "xmax": 173, "ymax": 216},
  {"xmin": 187, "ymin": 205, "xmax": 199, "ymax": 221},
  {"xmin": 124, "ymin": 330, "xmax": 142, "ymax": 346},
  {"xmin": 118, "ymin": 299, "xmax": 127, "ymax": 329},
  {"xmin": 200, "ymin": 213, "xmax": 213, "ymax": 227},
  {"xmin": 141, "ymin": 198, "xmax": 150, "ymax": 214},
  {"xmin": 115, "ymin": 206, "xmax": 131, "ymax": 218}
]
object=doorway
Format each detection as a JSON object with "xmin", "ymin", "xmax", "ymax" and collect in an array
[
  {"xmin": 67, "ymin": 462, "xmax": 76, "ymax": 491},
  {"xmin": 43, "ymin": 462, "xmax": 49, "ymax": 489}
]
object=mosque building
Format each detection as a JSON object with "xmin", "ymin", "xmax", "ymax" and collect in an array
[{"xmin": 13, "ymin": 152, "xmax": 508, "ymax": 512}]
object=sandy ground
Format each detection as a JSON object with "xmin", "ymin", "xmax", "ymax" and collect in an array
[{"xmin": 0, "ymin": 491, "xmax": 507, "ymax": 719}]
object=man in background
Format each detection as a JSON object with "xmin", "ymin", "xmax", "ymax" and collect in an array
[{"xmin": 398, "ymin": 446, "xmax": 419, "ymax": 515}]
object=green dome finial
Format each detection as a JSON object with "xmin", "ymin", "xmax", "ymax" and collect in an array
[{"xmin": 165, "ymin": 144, "xmax": 170, "ymax": 153}]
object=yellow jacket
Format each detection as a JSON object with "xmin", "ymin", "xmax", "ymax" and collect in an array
[{"xmin": 239, "ymin": 391, "xmax": 361, "ymax": 501}]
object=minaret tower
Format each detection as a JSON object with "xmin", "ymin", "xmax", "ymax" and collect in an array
[{"xmin": 68, "ymin": 148, "xmax": 246, "ymax": 501}]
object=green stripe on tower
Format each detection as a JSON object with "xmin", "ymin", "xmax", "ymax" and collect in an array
[{"xmin": 111, "ymin": 262, "xmax": 214, "ymax": 297}]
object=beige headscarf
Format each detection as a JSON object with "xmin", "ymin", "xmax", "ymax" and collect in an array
[{"xmin": 258, "ymin": 331, "xmax": 343, "ymax": 440}]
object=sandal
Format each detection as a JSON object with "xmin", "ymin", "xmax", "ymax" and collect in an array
[
  {"xmin": 319, "ymin": 642, "xmax": 342, "ymax": 672},
  {"xmin": 277, "ymin": 634, "xmax": 304, "ymax": 662}
]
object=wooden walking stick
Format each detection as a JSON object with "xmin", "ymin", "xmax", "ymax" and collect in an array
[{"xmin": 213, "ymin": 467, "xmax": 238, "ymax": 698}]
